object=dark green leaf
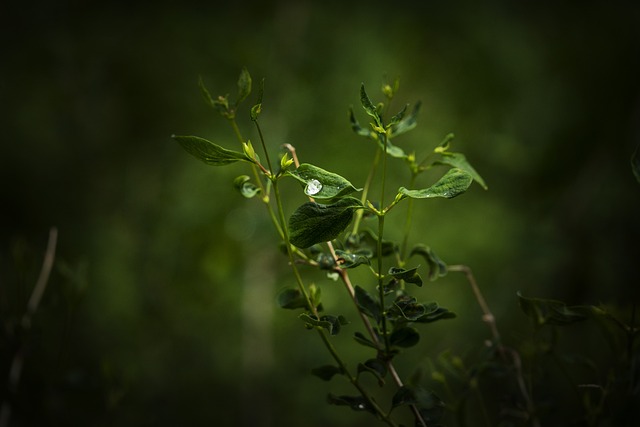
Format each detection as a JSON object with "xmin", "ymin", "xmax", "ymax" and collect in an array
[
  {"xmin": 414, "ymin": 303, "xmax": 456, "ymax": 323},
  {"xmin": 349, "ymin": 107, "xmax": 372, "ymax": 137},
  {"xmin": 354, "ymin": 332, "xmax": 379, "ymax": 350},
  {"xmin": 389, "ymin": 266, "xmax": 423, "ymax": 287},
  {"xmin": 277, "ymin": 288, "xmax": 308, "ymax": 310},
  {"xmin": 236, "ymin": 67, "xmax": 251, "ymax": 104},
  {"xmin": 198, "ymin": 76, "xmax": 215, "ymax": 108},
  {"xmin": 517, "ymin": 292, "xmax": 588, "ymax": 327},
  {"xmin": 288, "ymin": 197, "xmax": 363, "ymax": 248},
  {"xmin": 433, "ymin": 152, "xmax": 488, "ymax": 190},
  {"xmin": 172, "ymin": 135, "xmax": 253, "ymax": 166},
  {"xmin": 233, "ymin": 175, "xmax": 261, "ymax": 198},
  {"xmin": 409, "ymin": 244, "xmax": 447, "ymax": 281},
  {"xmin": 346, "ymin": 229, "xmax": 395, "ymax": 258},
  {"xmin": 391, "ymin": 386, "xmax": 445, "ymax": 423},
  {"xmin": 299, "ymin": 313, "xmax": 340, "ymax": 334},
  {"xmin": 389, "ymin": 104, "xmax": 408, "ymax": 126},
  {"xmin": 390, "ymin": 327, "xmax": 420, "ymax": 348},
  {"xmin": 287, "ymin": 163, "xmax": 360, "ymax": 201},
  {"xmin": 327, "ymin": 394, "xmax": 376, "ymax": 414},
  {"xmin": 334, "ymin": 250, "xmax": 371, "ymax": 269},
  {"xmin": 398, "ymin": 168, "xmax": 473, "ymax": 200},
  {"xmin": 390, "ymin": 295, "xmax": 426, "ymax": 321},
  {"xmin": 358, "ymin": 358, "xmax": 387, "ymax": 385},
  {"xmin": 311, "ymin": 365, "xmax": 343, "ymax": 381},
  {"xmin": 355, "ymin": 285, "xmax": 381, "ymax": 323},
  {"xmin": 390, "ymin": 101, "xmax": 421, "ymax": 137},
  {"xmin": 360, "ymin": 83, "xmax": 382, "ymax": 128}
]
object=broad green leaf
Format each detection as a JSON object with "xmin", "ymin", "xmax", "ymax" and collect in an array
[
  {"xmin": 355, "ymin": 285, "xmax": 381, "ymax": 323},
  {"xmin": 632, "ymin": 144, "xmax": 640, "ymax": 184},
  {"xmin": 398, "ymin": 168, "xmax": 473, "ymax": 200},
  {"xmin": 517, "ymin": 292, "xmax": 588, "ymax": 327},
  {"xmin": 288, "ymin": 197, "xmax": 363, "ymax": 248},
  {"xmin": 287, "ymin": 163, "xmax": 360, "ymax": 201},
  {"xmin": 433, "ymin": 152, "xmax": 488, "ymax": 190},
  {"xmin": 389, "ymin": 266, "xmax": 423, "ymax": 287},
  {"xmin": 389, "ymin": 101, "xmax": 421, "ymax": 137},
  {"xmin": 173, "ymin": 135, "xmax": 253, "ymax": 166},
  {"xmin": 390, "ymin": 326, "xmax": 420, "ymax": 348},
  {"xmin": 236, "ymin": 67, "xmax": 251, "ymax": 104},
  {"xmin": 277, "ymin": 287, "xmax": 308, "ymax": 310},
  {"xmin": 327, "ymin": 394, "xmax": 376, "ymax": 414},
  {"xmin": 377, "ymin": 139, "xmax": 407, "ymax": 159},
  {"xmin": 360, "ymin": 83, "xmax": 383, "ymax": 128},
  {"xmin": 409, "ymin": 244, "xmax": 448, "ymax": 281},
  {"xmin": 233, "ymin": 175, "xmax": 261, "ymax": 198},
  {"xmin": 311, "ymin": 365, "xmax": 344, "ymax": 381}
]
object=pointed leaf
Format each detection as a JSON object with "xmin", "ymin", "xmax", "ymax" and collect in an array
[
  {"xmin": 358, "ymin": 358, "xmax": 387, "ymax": 385},
  {"xmin": 517, "ymin": 292, "xmax": 588, "ymax": 327},
  {"xmin": 360, "ymin": 83, "xmax": 382, "ymax": 128},
  {"xmin": 415, "ymin": 303, "xmax": 456, "ymax": 323},
  {"xmin": 390, "ymin": 101, "xmax": 421, "ymax": 137},
  {"xmin": 433, "ymin": 152, "xmax": 488, "ymax": 190},
  {"xmin": 288, "ymin": 197, "xmax": 363, "ymax": 248},
  {"xmin": 299, "ymin": 313, "xmax": 339, "ymax": 334},
  {"xmin": 311, "ymin": 365, "xmax": 344, "ymax": 381},
  {"xmin": 355, "ymin": 285, "xmax": 381, "ymax": 322},
  {"xmin": 409, "ymin": 244, "xmax": 447, "ymax": 281},
  {"xmin": 389, "ymin": 104, "xmax": 408, "ymax": 126},
  {"xmin": 327, "ymin": 394, "xmax": 376, "ymax": 414},
  {"xmin": 198, "ymin": 76, "xmax": 215, "ymax": 108},
  {"xmin": 398, "ymin": 168, "xmax": 473, "ymax": 200},
  {"xmin": 349, "ymin": 107, "xmax": 373, "ymax": 137},
  {"xmin": 287, "ymin": 163, "xmax": 360, "ymax": 201},
  {"xmin": 173, "ymin": 135, "xmax": 253, "ymax": 166},
  {"xmin": 354, "ymin": 332, "xmax": 379, "ymax": 350},
  {"xmin": 389, "ymin": 266, "xmax": 423, "ymax": 287},
  {"xmin": 236, "ymin": 67, "xmax": 252, "ymax": 104}
]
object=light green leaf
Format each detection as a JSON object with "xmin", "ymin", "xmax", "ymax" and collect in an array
[
  {"xmin": 433, "ymin": 152, "xmax": 488, "ymax": 190},
  {"xmin": 288, "ymin": 197, "xmax": 363, "ymax": 248},
  {"xmin": 233, "ymin": 175, "xmax": 261, "ymax": 198},
  {"xmin": 398, "ymin": 168, "xmax": 473, "ymax": 200},
  {"xmin": 173, "ymin": 135, "xmax": 253, "ymax": 166},
  {"xmin": 287, "ymin": 163, "xmax": 360, "ymax": 201}
]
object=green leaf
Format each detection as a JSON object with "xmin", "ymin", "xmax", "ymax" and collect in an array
[
  {"xmin": 334, "ymin": 250, "xmax": 371, "ymax": 269},
  {"xmin": 327, "ymin": 394, "xmax": 376, "ymax": 414},
  {"xmin": 346, "ymin": 229, "xmax": 395, "ymax": 258},
  {"xmin": 357, "ymin": 358, "xmax": 387, "ymax": 386},
  {"xmin": 299, "ymin": 313, "xmax": 341, "ymax": 335},
  {"xmin": 391, "ymin": 386, "xmax": 445, "ymax": 423},
  {"xmin": 277, "ymin": 287, "xmax": 308, "ymax": 310},
  {"xmin": 389, "ymin": 101, "xmax": 421, "ymax": 137},
  {"xmin": 409, "ymin": 244, "xmax": 448, "ymax": 281},
  {"xmin": 389, "ymin": 295, "xmax": 426, "ymax": 321},
  {"xmin": 377, "ymin": 139, "xmax": 407, "ymax": 159},
  {"xmin": 288, "ymin": 197, "xmax": 363, "ymax": 248},
  {"xmin": 632, "ymin": 144, "xmax": 640, "ymax": 184},
  {"xmin": 390, "ymin": 326, "xmax": 420, "ymax": 348},
  {"xmin": 172, "ymin": 135, "xmax": 253, "ymax": 166},
  {"xmin": 389, "ymin": 104, "xmax": 408, "ymax": 126},
  {"xmin": 198, "ymin": 76, "xmax": 215, "ymax": 108},
  {"xmin": 349, "ymin": 107, "xmax": 372, "ymax": 137},
  {"xmin": 355, "ymin": 285, "xmax": 381, "ymax": 323},
  {"xmin": 287, "ymin": 163, "xmax": 360, "ymax": 201},
  {"xmin": 398, "ymin": 168, "xmax": 473, "ymax": 200},
  {"xmin": 517, "ymin": 292, "xmax": 588, "ymax": 327},
  {"xmin": 233, "ymin": 175, "xmax": 261, "ymax": 198},
  {"xmin": 354, "ymin": 332, "xmax": 379, "ymax": 350},
  {"xmin": 250, "ymin": 78, "xmax": 265, "ymax": 121},
  {"xmin": 360, "ymin": 83, "xmax": 383, "ymax": 129},
  {"xmin": 236, "ymin": 67, "xmax": 252, "ymax": 104},
  {"xmin": 389, "ymin": 266, "xmax": 423, "ymax": 287},
  {"xmin": 311, "ymin": 365, "xmax": 343, "ymax": 381},
  {"xmin": 414, "ymin": 302, "xmax": 456, "ymax": 323},
  {"xmin": 433, "ymin": 152, "xmax": 488, "ymax": 190}
]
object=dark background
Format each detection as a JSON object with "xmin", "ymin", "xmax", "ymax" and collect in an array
[{"xmin": 2, "ymin": 0, "xmax": 640, "ymax": 426}]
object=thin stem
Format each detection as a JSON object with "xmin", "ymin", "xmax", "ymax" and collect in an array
[
  {"xmin": 253, "ymin": 120, "xmax": 274, "ymax": 175},
  {"xmin": 399, "ymin": 173, "xmax": 418, "ymax": 262},
  {"xmin": 351, "ymin": 148, "xmax": 381, "ymax": 236}
]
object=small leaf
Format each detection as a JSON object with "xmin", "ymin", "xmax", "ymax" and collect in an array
[
  {"xmin": 389, "ymin": 101, "xmax": 421, "ymax": 137},
  {"xmin": 409, "ymin": 244, "xmax": 447, "ymax": 281},
  {"xmin": 355, "ymin": 285, "xmax": 381, "ymax": 323},
  {"xmin": 236, "ymin": 67, "xmax": 252, "ymax": 104},
  {"xmin": 391, "ymin": 386, "xmax": 445, "ymax": 423},
  {"xmin": 433, "ymin": 152, "xmax": 488, "ymax": 190},
  {"xmin": 360, "ymin": 83, "xmax": 382, "ymax": 127},
  {"xmin": 233, "ymin": 175, "xmax": 261, "ymax": 198},
  {"xmin": 415, "ymin": 302, "xmax": 456, "ymax": 323},
  {"xmin": 327, "ymin": 394, "xmax": 376, "ymax": 414},
  {"xmin": 349, "ymin": 107, "xmax": 372, "ymax": 137},
  {"xmin": 277, "ymin": 288, "xmax": 308, "ymax": 310},
  {"xmin": 287, "ymin": 163, "xmax": 360, "ymax": 201},
  {"xmin": 250, "ymin": 78, "xmax": 265, "ymax": 121},
  {"xmin": 517, "ymin": 292, "xmax": 588, "ymax": 327},
  {"xmin": 173, "ymin": 135, "xmax": 253, "ymax": 166},
  {"xmin": 198, "ymin": 76, "xmax": 215, "ymax": 108},
  {"xmin": 299, "ymin": 313, "xmax": 338, "ymax": 334},
  {"xmin": 334, "ymin": 250, "xmax": 371, "ymax": 269},
  {"xmin": 378, "ymin": 139, "xmax": 407, "ymax": 159},
  {"xmin": 354, "ymin": 332, "xmax": 379, "ymax": 350},
  {"xmin": 312, "ymin": 365, "xmax": 343, "ymax": 381},
  {"xmin": 398, "ymin": 168, "xmax": 473, "ymax": 200},
  {"xmin": 390, "ymin": 295, "xmax": 426, "ymax": 321},
  {"xmin": 358, "ymin": 358, "xmax": 387, "ymax": 385},
  {"xmin": 390, "ymin": 327, "xmax": 420, "ymax": 348},
  {"xmin": 389, "ymin": 104, "xmax": 408, "ymax": 126},
  {"xmin": 389, "ymin": 266, "xmax": 423, "ymax": 287},
  {"xmin": 288, "ymin": 197, "xmax": 363, "ymax": 249}
]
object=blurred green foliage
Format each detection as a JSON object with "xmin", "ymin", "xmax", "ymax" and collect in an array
[{"xmin": 1, "ymin": 0, "xmax": 640, "ymax": 426}]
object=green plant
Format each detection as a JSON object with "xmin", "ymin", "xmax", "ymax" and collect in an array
[{"xmin": 172, "ymin": 68, "xmax": 495, "ymax": 426}]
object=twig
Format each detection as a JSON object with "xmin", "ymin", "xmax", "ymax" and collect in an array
[{"xmin": 1, "ymin": 227, "xmax": 58, "ymax": 427}]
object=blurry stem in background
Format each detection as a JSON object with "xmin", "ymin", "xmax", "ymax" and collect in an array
[
  {"xmin": 448, "ymin": 264, "xmax": 540, "ymax": 427},
  {"xmin": 1, "ymin": 227, "xmax": 58, "ymax": 427},
  {"xmin": 351, "ymin": 148, "xmax": 381, "ymax": 236}
]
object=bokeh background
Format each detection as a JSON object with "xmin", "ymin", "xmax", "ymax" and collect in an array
[{"xmin": 2, "ymin": 0, "xmax": 640, "ymax": 426}]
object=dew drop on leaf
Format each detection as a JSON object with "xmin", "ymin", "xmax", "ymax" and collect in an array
[{"xmin": 304, "ymin": 179, "xmax": 323, "ymax": 196}]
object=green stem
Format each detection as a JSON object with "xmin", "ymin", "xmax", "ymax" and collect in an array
[
  {"xmin": 352, "ymin": 148, "xmax": 381, "ymax": 236},
  {"xmin": 399, "ymin": 172, "xmax": 418, "ymax": 263}
]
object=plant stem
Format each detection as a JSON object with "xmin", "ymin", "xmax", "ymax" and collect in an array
[
  {"xmin": 352, "ymin": 148, "xmax": 381, "ymax": 236},
  {"xmin": 399, "ymin": 172, "xmax": 418, "ymax": 262}
]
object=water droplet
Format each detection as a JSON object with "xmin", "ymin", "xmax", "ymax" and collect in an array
[{"xmin": 304, "ymin": 179, "xmax": 323, "ymax": 196}]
